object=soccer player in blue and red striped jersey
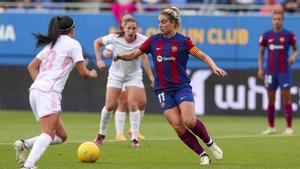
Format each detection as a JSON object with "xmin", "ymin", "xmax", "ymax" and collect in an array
[
  {"xmin": 258, "ymin": 11, "xmax": 299, "ymax": 136},
  {"xmin": 114, "ymin": 7, "xmax": 227, "ymax": 165}
]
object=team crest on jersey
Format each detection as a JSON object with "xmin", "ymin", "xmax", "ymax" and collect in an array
[
  {"xmin": 157, "ymin": 55, "xmax": 163, "ymax": 62},
  {"xmin": 280, "ymin": 37, "xmax": 285, "ymax": 42},
  {"xmin": 172, "ymin": 46, "xmax": 178, "ymax": 52}
]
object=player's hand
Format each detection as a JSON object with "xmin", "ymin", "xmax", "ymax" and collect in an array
[
  {"xmin": 257, "ymin": 68, "xmax": 264, "ymax": 80},
  {"xmin": 149, "ymin": 76, "xmax": 155, "ymax": 88},
  {"xmin": 212, "ymin": 66, "xmax": 227, "ymax": 77},
  {"xmin": 288, "ymin": 56, "xmax": 296, "ymax": 65},
  {"xmin": 103, "ymin": 49, "xmax": 112, "ymax": 58},
  {"xmin": 89, "ymin": 69, "xmax": 98, "ymax": 79},
  {"xmin": 113, "ymin": 54, "xmax": 121, "ymax": 62},
  {"xmin": 97, "ymin": 60, "xmax": 105, "ymax": 70}
]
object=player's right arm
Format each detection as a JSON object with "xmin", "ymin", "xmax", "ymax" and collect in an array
[
  {"xmin": 27, "ymin": 57, "xmax": 41, "ymax": 81},
  {"xmin": 94, "ymin": 37, "xmax": 106, "ymax": 70},
  {"xmin": 75, "ymin": 61, "xmax": 97, "ymax": 79},
  {"xmin": 258, "ymin": 34, "xmax": 267, "ymax": 80},
  {"xmin": 257, "ymin": 46, "xmax": 266, "ymax": 80}
]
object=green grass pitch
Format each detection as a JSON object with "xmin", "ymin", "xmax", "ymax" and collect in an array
[{"xmin": 1, "ymin": 110, "xmax": 300, "ymax": 169}]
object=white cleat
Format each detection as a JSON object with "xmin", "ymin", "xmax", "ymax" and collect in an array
[
  {"xmin": 14, "ymin": 140, "xmax": 28, "ymax": 165},
  {"xmin": 261, "ymin": 127, "xmax": 276, "ymax": 135},
  {"xmin": 209, "ymin": 143, "xmax": 223, "ymax": 160},
  {"xmin": 283, "ymin": 128, "xmax": 293, "ymax": 136},
  {"xmin": 200, "ymin": 153, "xmax": 211, "ymax": 165}
]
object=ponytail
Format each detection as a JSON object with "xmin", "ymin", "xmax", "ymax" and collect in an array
[{"xmin": 33, "ymin": 16, "xmax": 75, "ymax": 49}]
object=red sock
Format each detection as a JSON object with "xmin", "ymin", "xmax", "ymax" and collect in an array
[
  {"xmin": 267, "ymin": 104, "xmax": 275, "ymax": 128},
  {"xmin": 190, "ymin": 119, "xmax": 211, "ymax": 144},
  {"xmin": 284, "ymin": 103, "xmax": 293, "ymax": 128},
  {"xmin": 179, "ymin": 129, "xmax": 204, "ymax": 155}
]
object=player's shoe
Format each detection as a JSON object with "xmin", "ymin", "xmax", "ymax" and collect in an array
[
  {"xmin": 283, "ymin": 128, "xmax": 293, "ymax": 136},
  {"xmin": 115, "ymin": 133, "xmax": 127, "ymax": 141},
  {"xmin": 131, "ymin": 139, "xmax": 140, "ymax": 147},
  {"xmin": 14, "ymin": 140, "xmax": 28, "ymax": 165},
  {"xmin": 128, "ymin": 129, "xmax": 145, "ymax": 140},
  {"xmin": 208, "ymin": 142, "xmax": 223, "ymax": 160},
  {"xmin": 94, "ymin": 134, "xmax": 105, "ymax": 145},
  {"xmin": 261, "ymin": 127, "xmax": 276, "ymax": 135},
  {"xmin": 21, "ymin": 166, "xmax": 37, "ymax": 169},
  {"xmin": 200, "ymin": 153, "xmax": 211, "ymax": 165}
]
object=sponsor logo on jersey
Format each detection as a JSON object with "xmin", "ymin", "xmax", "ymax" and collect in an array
[
  {"xmin": 269, "ymin": 44, "xmax": 284, "ymax": 50},
  {"xmin": 156, "ymin": 55, "xmax": 176, "ymax": 62}
]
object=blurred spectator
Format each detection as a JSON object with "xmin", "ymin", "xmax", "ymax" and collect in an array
[
  {"xmin": 141, "ymin": 0, "xmax": 169, "ymax": 12},
  {"xmin": 260, "ymin": 0, "xmax": 283, "ymax": 14},
  {"xmin": 111, "ymin": 0, "xmax": 144, "ymax": 27},
  {"xmin": 233, "ymin": 0, "xmax": 256, "ymax": 5},
  {"xmin": 283, "ymin": 0, "xmax": 300, "ymax": 13}
]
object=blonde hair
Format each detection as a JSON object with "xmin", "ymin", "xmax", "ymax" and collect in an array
[{"xmin": 160, "ymin": 7, "xmax": 181, "ymax": 32}]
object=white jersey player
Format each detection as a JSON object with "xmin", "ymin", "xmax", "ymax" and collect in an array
[
  {"xmin": 14, "ymin": 16, "xmax": 97, "ymax": 169},
  {"xmin": 94, "ymin": 18, "xmax": 153, "ymax": 147}
]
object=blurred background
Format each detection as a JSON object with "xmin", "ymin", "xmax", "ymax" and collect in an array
[{"xmin": 0, "ymin": 0, "xmax": 300, "ymax": 116}]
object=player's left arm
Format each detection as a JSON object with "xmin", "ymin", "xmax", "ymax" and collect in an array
[
  {"xmin": 141, "ymin": 54, "xmax": 155, "ymax": 87},
  {"xmin": 27, "ymin": 57, "xmax": 41, "ymax": 81},
  {"xmin": 288, "ymin": 42, "xmax": 299, "ymax": 65},
  {"xmin": 190, "ymin": 46, "xmax": 227, "ymax": 77}
]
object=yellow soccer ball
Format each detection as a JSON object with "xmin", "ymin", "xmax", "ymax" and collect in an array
[{"xmin": 77, "ymin": 141, "xmax": 100, "ymax": 163}]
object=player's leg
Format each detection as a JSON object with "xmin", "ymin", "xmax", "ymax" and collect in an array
[
  {"xmin": 262, "ymin": 74, "xmax": 277, "ymax": 135},
  {"xmin": 126, "ymin": 86, "xmax": 141, "ymax": 147},
  {"xmin": 164, "ymin": 106, "xmax": 210, "ymax": 165},
  {"xmin": 279, "ymin": 72, "xmax": 293, "ymax": 135},
  {"xmin": 95, "ymin": 86, "xmax": 122, "ymax": 145},
  {"xmin": 175, "ymin": 87, "xmax": 222, "ymax": 161},
  {"xmin": 115, "ymin": 90, "xmax": 128, "ymax": 141},
  {"xmin": 22, "ymin": 113, "xmax": 59, "ymax": 168}
]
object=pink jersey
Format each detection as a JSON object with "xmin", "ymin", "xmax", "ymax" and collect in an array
[{"xmin": 29, "ymin": 35, "xmax": 84, "ymax": 94}]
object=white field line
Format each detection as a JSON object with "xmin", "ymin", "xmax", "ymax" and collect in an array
[{"xmin": 1, "ymin": 134, "xmax": 299, "ymax": 145}]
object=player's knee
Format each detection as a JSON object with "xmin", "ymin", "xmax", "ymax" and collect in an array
[
  {"xmin": 183, "ymin": 119, "xmax": 196, "ymax": 129},
  {"xmin": 127, "ymin": 101, "xmax": 138, "ymax": 111}
]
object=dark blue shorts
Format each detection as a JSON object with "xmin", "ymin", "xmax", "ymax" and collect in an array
[
  {"xmin": 265, "ymin": 72, "xmax": 292, "ymax": 90},
  {"xmin": 156, "ymin": 86, "xmax": 194, "ymax": 113}
]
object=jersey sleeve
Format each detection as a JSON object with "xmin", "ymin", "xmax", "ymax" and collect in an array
[
  {"xmin": 259, "ymin": 33, "xmax": 267, "ymax": 47},
  {"xmin": 289, "ymin": 32, "xmax": 297, "ymax": 47},
  {"xmin": 105, "ymin": 44, "xmax": 114, "ymax": 52},
  {"xmin": 102, "ymin": 33, "xmax": 116, "ymax": 45},
  {"xmin": 186, "ymin": 37, "xmax": 195, "ymax": 51},
  {"xmin": 139, "ymin": 36, "xmax": 152, "ymax": 54},
  {"xmin": 35, "ymin": 48, "xmax": 47, "ymax": 60},
  {"xmin": 71, "ymin": 43, "xmax": 85, "ymax": 64}
]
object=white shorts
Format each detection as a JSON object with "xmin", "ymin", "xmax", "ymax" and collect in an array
[
  {"xmin": 121, "ymin": 80, "xmax": 144, "ymax": 91},
  {"xmin": 107, "ymin": 75, "xmax": 144, "ymax": 89},
  {"xmin": 29, "ymin": 90, "xmax": 61, "ymax": 121}
]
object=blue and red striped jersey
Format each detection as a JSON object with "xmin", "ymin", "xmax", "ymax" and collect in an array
[
  {"xmin": 139, "ymin": 33, "xmax": 195, "ymax": 93},
  {"xmin": 259, "ymin": 29, "xmax": 297, "ymax": 74}
]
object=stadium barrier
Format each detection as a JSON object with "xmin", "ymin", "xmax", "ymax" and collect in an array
[{"xmin": 1, "ymin": 13, "xmax": 300, "ymax": 115}]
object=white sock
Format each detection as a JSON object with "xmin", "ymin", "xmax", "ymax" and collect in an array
[
  {"xmin": 24, "ymin": 133, "xmax": 52, "ymax": 168},
  {"xmin": 129, "ymin": 111, "xmax": 140, "ymax": 141},
  {"xmin": 24, "ymin": 135, "xmax": 63, "ymax": 149},
  {"xmin": 115, "ymin": 111, "xmax": 126, "ymax": 135},
  {"xmin": 99, "ymin": 106, "xmax": 113, "ymax": 135}
]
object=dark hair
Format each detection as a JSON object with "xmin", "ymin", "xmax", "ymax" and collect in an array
[
  {"xmin": 116, "ymin": 18, "xmax": 137, "ymax": 37},
  {"xmin": 119, "ymin": 12, "xmax": 133, "ymax": 31},
  {"xmin": 33, "ymin": 15, "xmax": 75, "ymax": 49}
]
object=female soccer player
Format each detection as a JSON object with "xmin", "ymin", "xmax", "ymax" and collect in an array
[
  {"xmin": 14, "ymin": 16, "xmax": 97, "ymax": 169},
  {"xmin": 258, "ymin": 11, "xmax": 299, "ymax": 136},
  {"xmin": 102, "ymin": 13, "xmax": 154, "ymax": 141},
  {"xmin": 94, "ymin": 18, "xmax": 151, "ymax": 147},
  {"xmin": 114, "ymin": 7, "xmax": 226, "ymax": 165}
]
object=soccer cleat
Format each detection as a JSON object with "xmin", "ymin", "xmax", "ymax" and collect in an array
[
  {"xmin": 200, "ymin": 153, "xmax": 211, "ymax": 165},
  {"xmin": 261, "ymin": 127, "xmax": 276, "ymax": 135},
  {"xmin": 209, "ymin": 143, "xmax": 223, "ymax": 160},
  {"xmin": 131, "ymin": 139, "xmax": 140, "ymax": 147},
  {"xmin": 283, "ymin": 128, "xmax": 293, "ymax": 136},
  {"xmin": 20, "ymin": 166, "xmax": 37, "ymax": 169},
  {"xmin": 94, "ymin": 134, "xmax": 105, "ymax": 145},
  {"xmin": 115, "ymin": 133, "xmax": 127, "ymax": 141},
  {"xmin": 128, "ymin": 129, "xmax": 145, "ymax": 140},
  {"xmin": 14, "ymin": 140, "xmax": 28, "ymax": 165}
]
